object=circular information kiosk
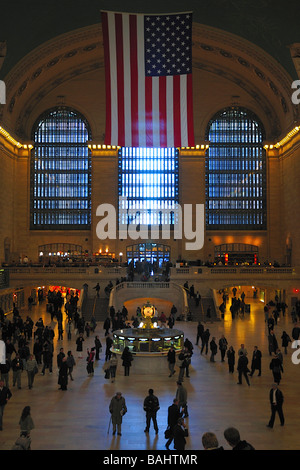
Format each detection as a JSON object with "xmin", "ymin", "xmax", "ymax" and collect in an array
[{"xmin": 111, "ymin": 301, "xmax": 184, "ymax": 374}]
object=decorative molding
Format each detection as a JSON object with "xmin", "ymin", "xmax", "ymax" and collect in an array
[
  {"xmin": 192, "ymin": 23, "xmax": 294, "ymax": 117},
  {"xmin": 2, "ymin": 22, "xmax": 298, "ymax": 141},
  {"xmin": 289, "ymin": 43, "xmax": 300, "ymax": 80},
  {"xmin": 0, "ymin": 41, "xmax": 7, "ymax": 73},
  {"xmin": 4, "ymin": 24, "xmax": 102, "ymax": 90},
  {"xmin": 193, "ymin": 59, "xmax": 281, "ymax": 137}
]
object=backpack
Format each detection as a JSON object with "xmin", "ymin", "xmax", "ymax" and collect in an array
[{"xmin": 144, "ymin": 395, "xmax": 159, "ymax": 412}]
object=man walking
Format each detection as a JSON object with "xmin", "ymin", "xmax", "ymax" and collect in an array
[
  {"xmin": 173, "ymin": 417, "xmax": 188, "ymax": 450},
  {"xmin": 167, "ymin": 345, "xmax": 176, "ymax": 377},
  {"xmin": 237, "ymin": 351, "xmax": 250, "ymax": 386},
  {"xmin": 267, "ymin": 383, "xmax": 284, "ymax": 428},
  {"xmin": 195, "ymin": 321, "xmax": 204, "ymax": 346},
  {"xmin": 201, "ymin": 329, "xmax": 210, "ymax": 355},
  {"xmin": 249, "ymin": 346, "xmax": 262, "ymax": 377},
  {"xmin": 165, "ymin": 398, "xmax": 182, "ymax": 450},
  {"xmin": 218, "ymin": 335, "xmax": 228, "ymax": 362},
  {"xmin": 109, "ymin": 391, "xmax": 127, "ymax": 436},
  {"xmin": 176, "ymin": 381, "xmax": 188, "ymax": 417},
  {"xmin": 143, "ymin": 388, "xmax": 160, "ymax": 434}
]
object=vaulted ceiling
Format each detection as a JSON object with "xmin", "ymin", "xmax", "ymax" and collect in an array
[{"xmin": 0, "ymin": 0, "xmax": 299, "ymax": 79}]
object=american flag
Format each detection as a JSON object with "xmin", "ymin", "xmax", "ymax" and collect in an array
[{"xmin": 101, "ymin": 11, "xmax": 195, "ymax": 148}]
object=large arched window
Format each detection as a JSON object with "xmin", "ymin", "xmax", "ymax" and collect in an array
[
  {"xmin": 30, "ymin": 107, "xmax": 92, "ymax": 229},
  {"xmin": 118, "ymin": 147, "xmax": 179, "ymax": 226},
  {"xmin": 205, "ymin": 107, "xmax": 266, "ymax": 230}
]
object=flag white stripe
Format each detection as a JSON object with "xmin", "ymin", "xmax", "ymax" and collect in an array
[
  {"xmin": 136, "ymin": 15, "xmax": 146, "ymax": 147},
  {"xmin": 107, "ymin": 12, "xmax": 118, "ymax": 145},
  {"xmin": 180, "ymin": 74, "xmax": 188, "ymax": 146},
  {"xmin": 122, "ymin": 14, "xmax": 132, "ymax": 147},
  {"xmin": 166, "ymin": 76, "xmax": 174, "ymax": 148},
  {"xmin": 152, "ymin": 77, "xmax": 160, "ymax": 147}
]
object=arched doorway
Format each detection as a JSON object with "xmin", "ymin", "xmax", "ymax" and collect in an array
[{"xmin": 126, "ymin": 242, "xmax": 170, "ymax": 268}]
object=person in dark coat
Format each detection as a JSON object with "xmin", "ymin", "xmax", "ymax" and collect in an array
[
  {"xmin": 57, "ymin": 348, "xmax": 65, "ymax": 369},
  {"xmin": 210, "ymin": 337, "xmax": 218, "ymax": 362},
  {"xmin": 103, "ymin": 317, "xmax": 111, "ymax": 336},
  {"xmin": 143, "ymin": 388, "xmax": 160, "ymax": 434},
  {"xmin": 281, "ymin": 331, "xmax": 291, "ymax": 354},
  {"xmin": 86, "ymin": 348, "xmax": 95, "ymax": 376},
  {"xmin": 41, "ymin": 340, "xmax": 53, "ymax": 375},
  {"xmin": 195, "ymin": 321, "xmax": 204, "ymax": 346},
  {"xmin": 167, "ymin": 345, "xmax": 176, "ymax": 377},
  {"xmin": 93, "ymin": 282, "xmax": 100, "ymax": 297},
  {"xmin": 201, "ymin": 329, "xmax": 210, "ymax": 355},
  {"xmin": 173, "ymin": 417, "xmax": 188, "ymax": 450},
  {"xmin": 267, "ymin": 315, "xmax": 275, "ymax": 334},
  {"xmin": 269, "ymin": 354, "xmax": 283, "ymax": 384},
  {"xmin": 267, "ymin": 383, "xmax": 284, "ymax": 428},
  {"xmin": 58, "ymin": 357, "xmax": 68, "ymax": 390},
  {"xmin": 292, "ymin": 323, "xmax": 300, "ymax": 340},
  {"xmin": 0, "ymin": 379, "xmax": 12, "ymax": 430},
  {"xmin": 227, "ymin": 346, "xmax": 235, "ymax": 373},
  {"xmin": 224, "ymin": 427, "xmax": 255, "ymax": 450},
  {"xmin": 165, "ymin": 398, "xmax": 182, "ymax": 450},
  {"xmin": 121, "ymin": 346, "xmax": 133, "ymax": 376},
  {"xmin": 94, "ymin": 336, "xmax": 102, "ymax": 360},
  {"xmin": 105, "ymin": 335, "xmax": 113, "ymax": 362},
  {"xmin": 268, "ymin": 330, "xmax": 278, "ymax": 356},
  {"xmin": 75, "ymin": 333, "xmax": 84, "ymax": 358},
  {"xmin": 237, "ymin": 352, "xmax": 250, "ymax": 386},
  {"xmin": 249, "ymin": 346, "xmax": 262, "ymax": 376},
  {"xmin": 218, "ymin": 335, "xmax": 228, "ymax": 362},
  {"xmin": 109, "ymin": 392, "xmax": 127, "ymax": 436}
]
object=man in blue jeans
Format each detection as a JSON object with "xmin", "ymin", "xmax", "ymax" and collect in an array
[{"xmin": 0, "ymin": 379, "xmax": 12, "ymax": 430}]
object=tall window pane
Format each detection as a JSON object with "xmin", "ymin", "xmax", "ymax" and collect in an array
[
  {"xmin": 118, "ymin": 147, "xmax": 179, "ymax": 226},
  {"xmin": 205, "ymin": 107, "xmax": 266, "ymax": 230},
  {"xmin": 30, "ymin": 107, "xmax": 92, "ymax": 229}
]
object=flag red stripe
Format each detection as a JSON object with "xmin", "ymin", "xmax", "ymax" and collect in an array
[
  {"xmin": 145, "ymin": 76, "xmax": 153, "ymax": 147},
  {"xmin": 159, "ymin": 76, "xmax": 167, "ymax": 148},
  {"xmin": 115, "ymin": 13, "xmax": 125, "ymax": 147},
  {"xmin": 101, "ymin": 12, "xmax": 111, "ymax": 145},
  {"xmin": 187, "ymin": 74, "xmax": 195, "ymax": 146},
  {"xmin": 173, "ymin": 75, "xmax": 181, "ymax": 148},
  {"xmin": 129, "ymin": 14, "xmax": 139, "ymax": 147}
]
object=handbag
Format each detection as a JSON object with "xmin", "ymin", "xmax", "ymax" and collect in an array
[
  {"xmin": 164, "ymin": 427, "xmax": 172, "ymax": 439},
  {"xmin": 33, "ymin": 365, "xmax": 38, "ymax": 375}
]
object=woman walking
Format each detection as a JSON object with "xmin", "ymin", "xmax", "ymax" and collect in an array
[
  {"xmin": 25, "ymin": 354, "xmax": 38, "ymax": 389},
  {"xmin": 66, "ymin": 350, "xmax": 76, "ymax": 381},
  {"xmin": 19, "ymin": 406, "xmax": 35, "ymax": 437},
  {"xmin": 76, "ymin": 333, "xmax": 84, "ymax": 358}
]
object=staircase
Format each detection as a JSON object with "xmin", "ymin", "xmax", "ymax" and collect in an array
[
  {"xmin": 187, "ymin": 295, "xmax": 219, "ymax": 322},
  {"xmin": 81, "ymin": 295, "xmax": 109, "ymax": 322}
]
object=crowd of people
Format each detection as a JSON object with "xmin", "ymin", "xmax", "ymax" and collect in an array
[{"xmin": 0, "ymin": 282, "xmax": 296, "ymax": 450}]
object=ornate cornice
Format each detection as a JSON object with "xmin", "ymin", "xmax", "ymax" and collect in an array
[
  {"xmin": 2, "ymin": 22, "xmax": 298, "ymax": 141},
  {"xmin": 289, "ymin": 43, "xmax": 300, "ymax": 80},
  {"xmin": 192, "ymin": 23, "xmax": 296, "ymax": 119},
  {"xmin": 0, "ymin": 41, "xmax": 7, "ymax": 72},
  {"xmin": 4, "ymin": 24, "xmax": 101, "ymax": 91}
]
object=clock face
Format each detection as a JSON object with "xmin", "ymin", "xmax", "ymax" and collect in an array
[{"xmin": 143, "ymin": 306, "xmax": 154, "ymax": 318}]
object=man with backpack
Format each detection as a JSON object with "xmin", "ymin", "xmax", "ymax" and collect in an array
[{"xmin": 143, "ymin": 388, "xmax": 160, "ymax": 434}]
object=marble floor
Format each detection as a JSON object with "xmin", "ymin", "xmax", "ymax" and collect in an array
[{"xmin": 1, "ymin": 293, "xmax": 300, "ymax": 451}]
